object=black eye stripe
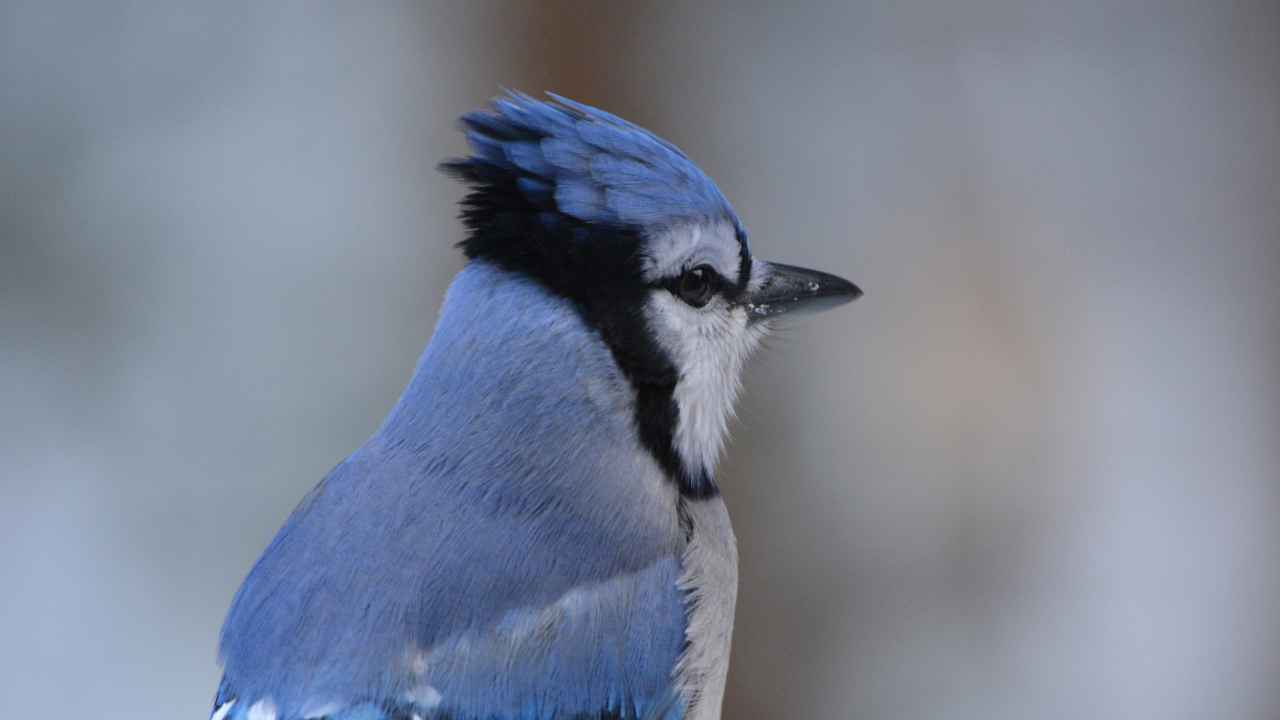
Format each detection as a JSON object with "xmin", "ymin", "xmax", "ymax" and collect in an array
[{"xmin": 735, "ymin": 227, "xmax": 752, "ymax": 295}]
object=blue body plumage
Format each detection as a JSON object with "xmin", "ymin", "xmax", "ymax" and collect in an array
[
  {"xmin": 213, "ymin": 92, "xmax": 860, "ymax": 720},
  {"xmin": 219, "ymin": 265, "xmax": 688, "ymax": 719}
]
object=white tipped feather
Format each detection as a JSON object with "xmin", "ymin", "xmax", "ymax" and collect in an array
[
  {"xmin": 210, "ymin": 700, "xmax": 236, "ymax": 720},
  {"xmin": 246, "ymin": 699, "xmax": 277, "ymax": 720}
]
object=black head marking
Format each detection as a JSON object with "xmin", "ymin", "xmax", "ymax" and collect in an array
[{"xmin": 441, "ymin": 92, "xmax": 737, "ymax": 498}]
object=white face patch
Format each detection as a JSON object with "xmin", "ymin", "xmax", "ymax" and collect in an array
[
  {"xmin": 641, "ymin": 221, "xmax": 744, "ymax": 285},
  {"xmin": 644, "ymin": 285, "xmax": 767, "ymax": 481}
]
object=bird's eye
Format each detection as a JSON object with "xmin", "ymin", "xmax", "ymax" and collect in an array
[{"xmin": 676, "ymin": 266, "xmax": 717, "ymax": 308}]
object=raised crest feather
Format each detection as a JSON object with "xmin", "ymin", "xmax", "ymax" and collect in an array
[{"xmin": 440, "ymin": 91, "xmax": 741, "ymax": 242}]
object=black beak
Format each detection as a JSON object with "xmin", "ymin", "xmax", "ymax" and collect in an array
[{"xmin": 744, "ymin": 261, "xmax": 862, "ymax": 323}]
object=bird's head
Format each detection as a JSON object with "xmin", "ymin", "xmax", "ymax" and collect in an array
[{"xmin": 442, "ymin": 92, "xmax": 860, "ymax": 498}]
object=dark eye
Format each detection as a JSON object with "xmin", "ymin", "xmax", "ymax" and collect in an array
[{"xmin": 676, "ymin": 265, "xmax": 717, "ymax": 308}]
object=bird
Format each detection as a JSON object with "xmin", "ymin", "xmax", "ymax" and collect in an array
[{"xmin": 212, "ymin": 91, "xmax": 861, "ymax": 720}]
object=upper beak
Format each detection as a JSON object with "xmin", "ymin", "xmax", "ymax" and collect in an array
[{"xmin": 744, "ymin": 260, "xmax": 862, "ymax": 323}]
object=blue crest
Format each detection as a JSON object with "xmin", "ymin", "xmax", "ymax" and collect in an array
[{"xmin": 442, "ymin": 91, "xmax": 741, "ymax": 232}]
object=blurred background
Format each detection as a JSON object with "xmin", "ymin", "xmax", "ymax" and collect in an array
[{"xmin": 2, "ymin": 2, "xmax": 1278, "ymax": 718}]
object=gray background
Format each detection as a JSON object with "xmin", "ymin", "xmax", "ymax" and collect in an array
[{"xmin": 2, "ymin": 2, "xmax": 1278, "ymax": 718}]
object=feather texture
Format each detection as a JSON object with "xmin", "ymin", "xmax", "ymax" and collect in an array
[
  {"xmin": 441, "ymin": 91, "xmax": 740, "ymax": 233},
  {"xmin": 216, "ymin": 263, "xmax": 690, "ymax": 719}
]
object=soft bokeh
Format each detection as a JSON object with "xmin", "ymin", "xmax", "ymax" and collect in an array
[{"xmin": 2, "ymin": 2, "xmax": 1277, "ymax": 718}]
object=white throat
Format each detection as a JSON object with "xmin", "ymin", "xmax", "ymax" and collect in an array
[{"xmin": 644, "ymin": 292, "xmax": 765, "ymax": 481}]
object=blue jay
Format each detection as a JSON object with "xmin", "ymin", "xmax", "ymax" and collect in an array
[{"xmin": 213, "ymin": 92, "xmax": 860, "ymax": 720}]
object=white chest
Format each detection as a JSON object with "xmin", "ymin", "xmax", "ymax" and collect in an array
[{"xmin": 674, "ymin": 497, "xmax": 739, "ymax": 720}]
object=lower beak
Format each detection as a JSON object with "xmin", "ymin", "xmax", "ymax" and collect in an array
[{"xmin": 744, "ymin": 260, "xmax": 862, "ymax": 323}]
